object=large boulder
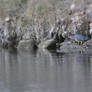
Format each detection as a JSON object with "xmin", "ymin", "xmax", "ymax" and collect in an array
[
  {"xmin": 57, "ymin": 41, "xmax": 87, "ymax": 53},
  {"xmin": 38, "ymin": 39, "xmax": 56, "ymax": 49},
  {"xmin": 83, "ymin": 39, "xmax": 92, "ymax": 47},
  {"xmin": 17, "ymin": 39, "xmax": 37, "ymax": 50}
]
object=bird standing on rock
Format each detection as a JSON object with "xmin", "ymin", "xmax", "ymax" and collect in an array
[{"xmin": 69, "ymin": 34, "xmax": 89, "ymax": 45}]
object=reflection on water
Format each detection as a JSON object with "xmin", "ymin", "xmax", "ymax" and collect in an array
[{"xmin": 0, "ymin": 49, "xmax": 92, "ymax": 92}]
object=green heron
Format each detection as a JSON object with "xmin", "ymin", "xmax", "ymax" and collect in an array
[{"xmin": 69, "ymin": 34, "xmax": 89, "ymax": 44}]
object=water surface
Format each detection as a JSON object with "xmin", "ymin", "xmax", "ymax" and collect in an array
[{"xmin": 0, "ymin": 49, "xmax": 92, "ymax": 92}]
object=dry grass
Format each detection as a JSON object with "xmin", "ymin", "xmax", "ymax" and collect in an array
[{"xmin": 0, "ymin": 0, "xmax": 89, "ymax": 45}]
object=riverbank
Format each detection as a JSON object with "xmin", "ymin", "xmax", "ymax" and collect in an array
[{"xmin": 0, "ymin": 0, "xmax": 92, "ymax": 53}]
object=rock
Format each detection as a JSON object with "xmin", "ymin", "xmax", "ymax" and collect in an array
[
  {"xmin": 57, "ymin": 41, "xmax": 86, "ymax": 53},
  {"xmin": 38, "ymin": 39, "xmax": 56, "ymax": 49},
  {"xmin": 17, "ymin": 39, "xmax": 37, "ymax": 50},
  {"xmin": 83, "ymin": 39, "xmax": 92, "ymax": 47}
]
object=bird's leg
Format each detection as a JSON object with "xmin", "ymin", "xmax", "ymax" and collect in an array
[
  {"xmin": 77, "ymin": 41, "xmax": 80, "ymax": 45},
  {"xmin": 80, "ymin": 41, "xmax": 83, "ymax": 45},
  {"xmin": 77, "ymin": 41, "xmax": 83, "ymax": 45}
]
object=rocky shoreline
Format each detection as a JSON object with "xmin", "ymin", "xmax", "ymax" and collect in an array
[{"xmin": 0, "ymin": 2, "xmax": 92, "ymax": 53}]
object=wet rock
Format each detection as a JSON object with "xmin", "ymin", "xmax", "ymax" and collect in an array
[
  {"xmin": 38, "ymin": 39, "xmax": 56, "ymax": 49},
  {"xmin": 83, "ymin": 39, "xmax": 92, "ymax": 47},
  {"xmin": 58, "ymin": 41, "xmax": 86, "ymax": 53},
  {"xmin": 17, "ymin": 39, "xmax": 37, "ymax": 50}
]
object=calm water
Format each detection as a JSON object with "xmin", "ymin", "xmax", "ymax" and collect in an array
[{"xmin": 0, "ymin": 49, "xmax": 92, "ymax": 92}]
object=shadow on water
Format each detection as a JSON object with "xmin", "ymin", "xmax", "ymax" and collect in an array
[{"xmin": 0, "ymin": 49, "xmax": 92, "ymax": 92}]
